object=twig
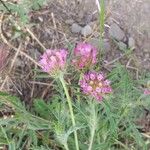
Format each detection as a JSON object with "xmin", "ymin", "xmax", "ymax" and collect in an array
[
  {"xmin": 51, "ymin": 12, "xmax": 59, "ymax": 39},
  {"xmin": 126, "ymin": 58, "xmax": 139, "ymax": 80},
  {"xmin": 29, "ymin": 81, "xmax": 52, "ymax": 86},
  {"xmin": 41, "ymin": 80, "xmax": 55, "ymax": 99},
  {"xmin": 0, "ymin": 0, "xmax": 11, "ymax": 13},
  {"xmin": 0, "ymin": 43, "xmax": 22, "ymax": 90},
  {"xmin": 104, "ymin": 54, "xmax": 125, "ymax": 66},
  {"xmin": 26, "ymin": 27, "xmax": 46, "ymax": 50},
  {"xmin": 0, "ymin": 14, "xmax": 41, "ymax": 67},
  {"xmin": 30, "ymin": 53, "xmax": 37, "ymax": 98},
  {"xmin": 141, "ymin": 133, "xmax": 150, "ymax": 139},
  {"xmin": 41, "ymin": 82, "xmax": 53, "ymax": 99}
]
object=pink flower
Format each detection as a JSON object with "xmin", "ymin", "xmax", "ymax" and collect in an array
[
  {"xmin": 144, "ymin": 89, "xmax": 150, "ymax": 95},
  {"xmin": 39, "ymin": 49, "xmax": 68, "ymax": 76},
  {"xmin": 80, "ymin": 71, "xmax": 112, "ymax": 101},
  {"xmin": 72, "ymin": 42, "xmax": 97, "ymax": 70}
]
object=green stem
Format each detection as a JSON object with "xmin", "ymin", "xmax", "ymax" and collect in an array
[
  {"xmin": 77, "ymin": 73, "xmax": 83, "ymax": 101},
  {"xmin": 88, "ymin": 127, "xmax": 96, "ymax": 150},
  {"xmin": 88, "ymin": 101, "xmax": 97, "ymax": 150},
  {"xmin": 59, "ymin": 76, "xmax": 79, "ymax": 150},
  {"xmin": 98, "ymin": 0, "xmax": 105, "ymax": 59},
  {"xmin": 64, "ymin": 143, "xmax": 69, "ymax": 150}
]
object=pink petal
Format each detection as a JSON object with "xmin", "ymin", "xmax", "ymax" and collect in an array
[{"xmin": 144, "ymin": 89, "xmax": 150, "ymax": 95}]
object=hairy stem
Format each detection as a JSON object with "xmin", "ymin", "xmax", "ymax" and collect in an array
[
  {"xmin": 59, "ymin": 76, "xmax": 79, "ymax": 150},
  {"xmin": 77, "ymin": 73, "xmax": 83, "ymax": 101},
  {"xmin": 64, "ymin": 143, "xmax": 69, "ymax": 150},
  {"xmin": 88, "ymin": 127, "xmax": 96, "ymax": 150},
  {"xmin": 88, "ymin": 101, "xmax": 97, "ymax": 150}
]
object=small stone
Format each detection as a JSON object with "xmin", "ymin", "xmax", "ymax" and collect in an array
[
  {"xmin": 145, "ymin": 53, "xmax": 149, "ymax": 59},
  {"xmin": 118, "ymin": 41, "xmax": 127, "ymax": 51},
  {"xmin": 81, "ymin": 25, "xmax": 93, "ymax": 37},
  {"xmin": 144, "ymin": 49, "xmax": 149, "ymax": 52},
  {"xmin": 38, "ymin": 17, "xmax": 43, "ymax": 22},
  {"xmin": 109, "ymin": 23, "xmax": 125, "ymax": 41},
  {"xmin": 65, "ymin": 19, "xmax": 74, "ymax": 25},
  {"xmin": 71, "ymin": 23, "xmax": 82, "ymax": 33},
  {"xmin": 128, "ymin": 37, "xmax": 135, "ymax": 49}
]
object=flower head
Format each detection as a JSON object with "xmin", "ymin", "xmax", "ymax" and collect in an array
[
  {"xmin": 144, "ymin": 89, "xmax": 150, "ymax": 95},
  {"xmin": 39, "ymin": 49, "xmax": 68, "ymax": 76},
  {"xmin": 72, "ymin": 42, "xmax": 97, "ymax": 70},
  {"xmin": 80, "ymin": 71, "xmax": 112, "ymax": 101}
]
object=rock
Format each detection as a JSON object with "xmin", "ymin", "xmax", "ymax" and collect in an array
[
  {"xmin": 65, "ymin": 19, "xmax": 74, "ymax": 25},
  {"xmin": 81, "ymin": 24, "xmax": 93, "ymax": 37},
  {"xmin": 109, "ymin": 23, "xmax": 125, "ymax": 41},
  {"xmin": 118, "ymin": 41, "xmax": 127, "ymax": 51},
  {"xmin": 145, "ymin": 53, "xmax": 149, "ymax": 59},
  {"xmin": 144, "ymin": 49, "xmax": 149, "ymax": 52},
  {"xmin": 128, "ymin": 37, "xmax": 135, "ymax": 49},
  {"xmin": 71, "ymin": 23, "xmax": 82, "ymax": 33}
]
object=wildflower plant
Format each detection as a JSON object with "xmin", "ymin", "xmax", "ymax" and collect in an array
[
  {"xmin": 0, "ymin": 0, "xmax": 149, "ymax": 149},
  {"xmin": 39, "ymin": 48, "xmax": 79, "ymax": 150},
  {"xmin": 37, "ymin": 41, "xmax": 114, "ymax": 150}
]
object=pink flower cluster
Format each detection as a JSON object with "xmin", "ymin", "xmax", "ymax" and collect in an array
[
  {"xmin": 80, "ymin": 71, "xmax": 112, "ymax": 101},
  {"xmin": 39, "ymin": 43, "xmax": 112, "ymax": 101},
  {"xmin": 39, "ymin": 49, "xmax": 68, "ymax": 76},
  {"xmin": 144, "ymin": 89, "xmax": 150, "ymax": 95},
  {"xmin": 72, "ymin": 42, "xmax": 97, "ymax": 70}
]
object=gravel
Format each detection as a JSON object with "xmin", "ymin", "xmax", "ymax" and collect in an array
[
  {"xmin": 109, "ymin": 23, "xmax": 125, "ymax": 41},
  {"xmin": 81, "ymin": 24, "xmax": 93, "ymax": 37},
  {"xmin": 118, "ymin": 41, "xmax": 127, "ymax": 51},
  {"xmin": 128, "ymin": 37, "xmax": 135, "ymax": 49},
  {"xmin": 71, "ymin": 23, "xmax": 82, "ymax": 33},
  {"xmin": 65, "ymin": 19, "xmax": 75, "ymax": 25}
]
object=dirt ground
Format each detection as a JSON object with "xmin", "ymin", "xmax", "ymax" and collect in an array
[{"xmin": 108, "ymin": 0, "xmax": 150, "ymax": 70}]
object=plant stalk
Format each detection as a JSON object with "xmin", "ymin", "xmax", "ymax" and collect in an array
[
  {"xmin": 77, "ymin": 73, "xmax": 83, "ymax": 101},
  {"xmin": 64, "ymin": 143, "xmax": 69, "ymax": 150},
  {"xmin": 88, "ymin": 127, "xmax": 96, "ymax": 150},
  {"xmin": 59, "ymin": 76, "xmax": 79, "ymax": 150},
  {"xmin": 88, "ymin": 100, "xmax": 97, "ymax": 150}
]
